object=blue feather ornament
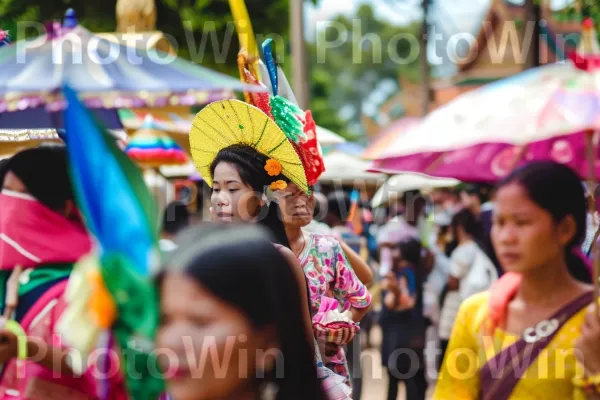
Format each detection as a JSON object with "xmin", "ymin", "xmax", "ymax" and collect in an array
[{"xmin": 262, "ymin": 38, "xmax": 278, "ymax": 96}]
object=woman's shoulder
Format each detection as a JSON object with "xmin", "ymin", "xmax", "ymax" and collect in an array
[
  {"xmin": 272, "ymin": 244, "xmax": 307, "ymax": 283},
  {"xmin": 461, "ymin": 291, "xmax": 490, "ymax": 312},
  {"xmin": 451, "ymin": 241, "xmax": 478, "ymax": 260},
  {"xmin": 273, "ymin": 244, "xmax": 296, "ymax": 261},
  {"xmin": 457, "ymin": 291, "xmax": 491, "ymax": 329},
  {"xmin": 308, "ymin": 233, "xmax": 343, "ymax": 251}
]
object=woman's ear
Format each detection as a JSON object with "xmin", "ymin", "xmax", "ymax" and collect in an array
[
  {"xmin": 557, "ymin": 215, "xmax": 577, "ymax": 247},
  {"xmin": 308, "ymin": 193, "xmax": 316, "ymax": 210}
]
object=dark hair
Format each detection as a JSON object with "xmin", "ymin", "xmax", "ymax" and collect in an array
[
  {"xmin": 210, "ymin": 144, "xmax": 290, "ymax": 248},
  {"xmin": 162, "ymin": 202, "xmax": 190, "ymax": 235},
  {"xmin": 451, "ymin": 208, "xmax": 484, "ymax": 243},
  {"xmin": 161, "ymin": 224, "xmax": 326, "ymax": 400},
  {"xmin": 398, "ymin": 239, "xmax": 422, "ymax": 266},
  {"xmin": 498, "ymin": 161, "xmax": 591, "ymax": 283},
  {"xmin": 327, "ymin": 191, "xmax": 351, "ymax": 222},
  {"xmin": 0, "ymin": 158, "xmax": 9, "ymax": 186},
  {"xmin": 403, "ymin": 189, "xmax": 427, "ymax": 225},
  {"xmin": 461, "ymin": 184, "xmax": 485, "ymax": 203},
  {"xmin": 4, "ymin": 146, "xmax": 74, "ymax": 211}
]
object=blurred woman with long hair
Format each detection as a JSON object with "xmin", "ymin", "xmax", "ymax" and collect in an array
[
  {"xmin": 157, "ymin": 224, "xmax": 327, "ymax": 400},
  {"xmin": 434, "ymin": 161, "xmax": 593, "ymax": 400}
]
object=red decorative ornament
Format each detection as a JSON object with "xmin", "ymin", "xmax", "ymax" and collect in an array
[
  {"xmin": 568, "ymin": 50, "xmax": 600, "ymax": 72},
  {"xmin": 568, "ymin": 17, "xmax": 600, "ymax": 71},
  {"xmin": 294, "ymin": 110, "xmax": 325, "ymax": 186},
  {"xmin": 241, "ymin": 69, "xmax": 273, "ymax": 118}
]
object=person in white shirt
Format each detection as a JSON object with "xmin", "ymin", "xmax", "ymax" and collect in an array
[{"xmin": 437, "ymin": 208, "xmax": 497, "ymax": 368}]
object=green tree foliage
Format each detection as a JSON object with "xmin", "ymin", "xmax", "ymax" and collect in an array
[
  {"xmin": 0, "ymin": 0, "xmax": 306, "ymax": 76},
  {"xmin": 307, "ymin": 3, "xmax": 420, "ymax": 138},
  {"xmin": 554, "ymin": 0, "xmax": 600, "ymax": 35}
]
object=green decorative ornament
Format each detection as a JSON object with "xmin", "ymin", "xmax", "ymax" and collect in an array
[{"xmin": 269, "ymin": 95, "xmax": 307, "ymax": 144}]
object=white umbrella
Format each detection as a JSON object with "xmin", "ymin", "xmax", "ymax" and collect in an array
[
  {"xmin": 320, "ymin": 152, "xmax": 386, "ymax": 184},
  {"xmin": 159, "ymin": 161, "xmax": 197, "ymax": 178},
  {"xmin": 371, "ymin": 173, "xmax": 460, "ymax": 208},
  {"xmin": 316, "ymin": 125, "xmax": 346, "ymax": 145}
]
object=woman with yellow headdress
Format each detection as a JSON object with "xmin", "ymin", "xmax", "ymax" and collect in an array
[{"xmin": 187, "ymin": 98, "xmax": 352, "ymax": 399}]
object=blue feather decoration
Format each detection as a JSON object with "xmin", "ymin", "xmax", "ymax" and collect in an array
[{"xmin": 262, "ymin": 38, "xmax": 278, "ymax": 96}]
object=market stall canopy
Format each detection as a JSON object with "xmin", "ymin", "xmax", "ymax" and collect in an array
[
  {"xmin": 320, "ymin": 152, "xmax": 386, "ymax": 184},
  {"xmin": 97, "ymin": 32, "xmax": 175, "ymax": 55},
  {"xmin": 371, "ymin": 173, "xmax": 460, "ymax": 208},
  {"xmin": 0, "ymin": 128, "xmax": 126, "ymax": 156},
  {"xmin": 0, "ymin": 107, "xmax": 124, "ymax": 130},
  {"xmin": 0, "ymin": 15, "xmax": 263, "ymax": 112}
]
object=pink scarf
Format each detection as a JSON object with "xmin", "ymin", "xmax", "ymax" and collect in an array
[
  {"xmin": 486, "ymin": 250, "xmax": 592, "ymax": 334},
  {"xmin": 0, "ymin": 190, "xmax": 92, "ymax": 269}
]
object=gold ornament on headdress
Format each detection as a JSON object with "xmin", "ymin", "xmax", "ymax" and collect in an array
[{"xmin": 189, "ymin": 99, "xmax": 308, "ymax": 193}]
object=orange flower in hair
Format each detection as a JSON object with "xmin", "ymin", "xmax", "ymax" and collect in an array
[
  {"xmin": 264, "ymin": 159, "xmax": 282, "ymax": 176},
  {"xmin": 269, "ymin": 180, "xmax": 288, "ymax": 191}
]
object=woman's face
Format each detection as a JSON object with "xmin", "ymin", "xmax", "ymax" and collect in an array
[
  {"xmin": 278, "ymin": 183, "xmax": 314, "ymax": 228},
  {"xmin": 492, "ymin": 182, "xmax": 575, "ymax": 274},
  {"xmin": 211, "ymin": 162, "xmax": 261, "ymax": 224},
  {"xmin": 158, "ymin": 273, "xmax": 274, "ymax": 400},
  {"xmin": 2, "ymin": 170, "xmax": 76, "ymax": 218}
]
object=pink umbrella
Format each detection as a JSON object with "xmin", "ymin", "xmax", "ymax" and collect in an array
[
  {"xmin": 370, "ymin": 19, "xmax": 600, "ymax": 182},
  {"xmin": 370, "ymin": 31, "xmax": 600, "ymax": 182},
  {"xmin": 370, "ymin": 131, "xmax": 600, "ymax": 182}
]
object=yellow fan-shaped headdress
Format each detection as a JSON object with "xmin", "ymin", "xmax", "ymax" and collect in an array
[{"xmin": 189, "ymin": 99, "xmax": 309, "ymax": 193}]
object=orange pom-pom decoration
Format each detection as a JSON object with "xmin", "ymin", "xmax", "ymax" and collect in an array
[
  {"xmin": 264, "ymin": 159, "xmax": 282, "ymax": 176},
  {"xmin": 269, "ymin": 180, "xmax": 288, "ymax": 191},
  {"xmin": 87, "ymin": 269, "xmax": 118, "ymax": 329}
]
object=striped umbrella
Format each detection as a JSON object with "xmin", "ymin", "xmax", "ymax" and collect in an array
[
  {"xmin": 0, "ymin": 10, "xmax": 262, "ymax": 113},
  {"xmin": 125, "ymin": 115, "xmax": 187, "ymax": 169}
]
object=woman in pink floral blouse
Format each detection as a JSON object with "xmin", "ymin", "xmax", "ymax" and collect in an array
[{"xmin": 278, "ymin": 183, "xmax": 372, "ymax": 382}]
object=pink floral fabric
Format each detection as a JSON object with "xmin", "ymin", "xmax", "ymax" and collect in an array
[{"xmin": 299, "ymin": 233, "xmax": 371, "ymax": 381}]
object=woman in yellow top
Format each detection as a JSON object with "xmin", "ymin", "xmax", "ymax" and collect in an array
[{"xmin": 434, "ymin": 161, "xmax": 597, "ymax": 400}]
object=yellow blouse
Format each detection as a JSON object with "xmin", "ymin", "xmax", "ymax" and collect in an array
[{"xmin": 434, "ymin": 292, "xmax": 590, "ymax": 400}]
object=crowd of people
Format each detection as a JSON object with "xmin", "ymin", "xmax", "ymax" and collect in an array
[{"xmin": 6, "ymin": 140, "xmax": 600, "ymax": 400}]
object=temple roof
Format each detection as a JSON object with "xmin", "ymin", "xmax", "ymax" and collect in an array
[{"xmin": 457, "ymin": 0, "xmax": 580, "ymax": 75}]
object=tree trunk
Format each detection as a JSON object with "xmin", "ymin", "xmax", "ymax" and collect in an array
[
  {"xmin": 419, "ymin": 0, "xmax": 431, "ymax": 116},
  {"xmin": 524, "ymin": 0, "xmax": 541, "ymax": 69}
]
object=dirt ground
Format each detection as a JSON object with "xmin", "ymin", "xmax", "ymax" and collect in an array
[{"xmin": 359, "ymin": 326, "xmax": 435, "ymax": 400}]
